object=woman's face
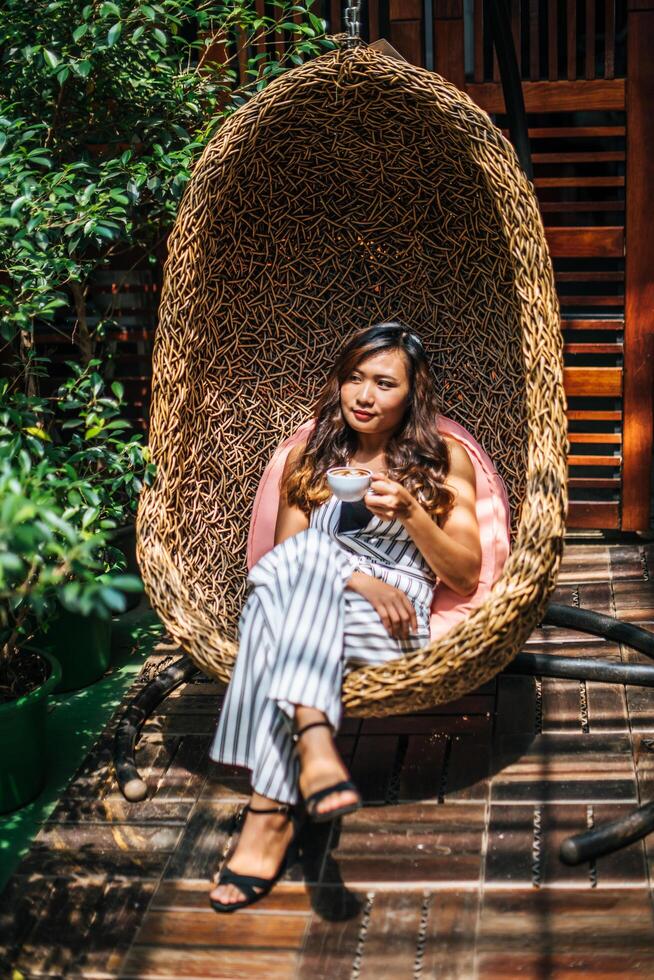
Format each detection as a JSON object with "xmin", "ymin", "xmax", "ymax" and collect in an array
[{"xmin": 340, "ymin": 348, "xmax": 411, "ymax": 437}]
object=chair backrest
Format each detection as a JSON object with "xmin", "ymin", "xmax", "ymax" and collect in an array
[{"xmin": 247, "ymin": 416, "xmax": 511, "ymax": 641}]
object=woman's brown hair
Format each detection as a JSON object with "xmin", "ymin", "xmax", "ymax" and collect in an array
[{"xmin": 283, "ymin": 321, "xmax": 456, "ymax": 523}]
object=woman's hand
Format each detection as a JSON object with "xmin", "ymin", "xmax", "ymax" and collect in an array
[
  {"xmin": 364, "ymin": 472, "xmax": 419, "ymax": 523},
  {"xmin": 347, "ymin": 571, "xmax": 418, "ymax": 639}
]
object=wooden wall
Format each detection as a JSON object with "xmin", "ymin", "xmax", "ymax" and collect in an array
[{"xmin": 326, "ymin": 0, "xmax": 651, "ymax": 532}]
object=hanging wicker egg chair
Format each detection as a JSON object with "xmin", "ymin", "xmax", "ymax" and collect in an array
[{"xmin": 136, "ymin": 38, "xmax": 568, "ymax": 718}]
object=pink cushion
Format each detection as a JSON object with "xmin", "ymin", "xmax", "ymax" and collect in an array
[{"xmin": 247, "ymin": 417, "xmax": 511, "ymax": 642}]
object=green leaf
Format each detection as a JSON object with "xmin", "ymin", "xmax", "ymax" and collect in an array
[
  {"xmin": 23, "ymin": 426, "xmax": 51, "ymax": 442},
  {"xmin": 85, "ymin": 425, "xmax": 104, "ymax": 438},
  {"xmin": 152, "ymin": 27, "xmax": 167, "ymax": 46},
  {"xmin": 132, "ymin": 25, "xmax": 145, "ymax": 41},
  {"xmin": 140, "ymin": 4, "xmax": 157, "ymax": 20},
  {"xmin": 76, "ymin": 60, "xmax": 92, "ymax": 77},
  {"xmin": 99, "ymin": 586, "xmax": 127, "ymax": 612},
  {"xmin": 43, "ymin": 48, "xmax": 60, "ymax": 69},
  {"xmin": 0, "ymin": 217, "xmax": 20, "ymax": 229},
  {"xmin": 111, "ymin": 381, "xmax": 124, "ymax": 399},
  {"xmin": 107, "ymin": 22, "xmax": 122, "ymax": 46},
  {"xmin": 72, "ymin": 24, "xmax": 88, "ymax": 42}
]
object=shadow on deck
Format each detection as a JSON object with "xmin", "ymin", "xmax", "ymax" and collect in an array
[{"xmin": 2, "ymin": 538, "xmax": 654, "ymax": 978}]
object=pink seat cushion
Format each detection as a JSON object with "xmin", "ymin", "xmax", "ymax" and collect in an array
[{"xmin": 247, "ymin": 417, "xmax": 511, "ymax": 642}]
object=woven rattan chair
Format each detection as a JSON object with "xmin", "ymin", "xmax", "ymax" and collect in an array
[
  {"xmin": 137, "ymin": 39, "xmax": 567, "ymax": 715},
  {"xmin": 118, "ymin": 36, "xmax": 654, "ymax": 862}
]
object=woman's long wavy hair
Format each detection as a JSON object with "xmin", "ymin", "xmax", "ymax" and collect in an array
[{"xmin": 283, "ymin": 321, "xmax": 456, "ymax": 524}]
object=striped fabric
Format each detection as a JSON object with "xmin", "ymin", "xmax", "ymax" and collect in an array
[{"xmin": 209, "ymin": 497, "xmax": 437, "ymax": 804}]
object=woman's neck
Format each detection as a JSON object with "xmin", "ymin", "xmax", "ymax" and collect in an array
[{"xmin": 350, "ymin": 434, "xmax": 389, "ymax": 468}]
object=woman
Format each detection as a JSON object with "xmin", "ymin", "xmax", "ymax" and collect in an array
[{"xmin": 208, "ymin": 321, "xmax": 482, "ymax": 912}]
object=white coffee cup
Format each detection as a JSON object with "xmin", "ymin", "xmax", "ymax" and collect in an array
[{"xmin": 326, "ymin": 466, "xmax": 372, "ymax": 502}]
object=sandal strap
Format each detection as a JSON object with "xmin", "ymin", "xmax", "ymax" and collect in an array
[
  {"xmin": 292, "ymin": 720, "xmax": 333, "ymax": 743},
  {"xmin": 245, "ymin": 803, "xmax": 290, "ymax": 815},
  {"xmin": 218, "ymin": 865, "xmax": 275, "ymax": 899},
  {"xmin": 305, "ymin": 780, "xmax": 359, "ymax": 809}
]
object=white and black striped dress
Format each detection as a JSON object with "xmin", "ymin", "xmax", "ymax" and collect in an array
[{"xmin": 209, "ymin": 493, "xmax": 437, "ymax": 804}]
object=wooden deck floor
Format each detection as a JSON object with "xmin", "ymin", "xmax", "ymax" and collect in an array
[{"xmin": 2, "ymin": 538, "xmax": 654, "ymax": 978}]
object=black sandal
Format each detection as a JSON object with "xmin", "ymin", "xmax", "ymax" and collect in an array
[
  {"xmin": 209, "ymin": 803, "xmax": 300, "ymax": 914},
  {"xmin": 293, "ymin": 720, "xmax": 362, "ymax": 823}
]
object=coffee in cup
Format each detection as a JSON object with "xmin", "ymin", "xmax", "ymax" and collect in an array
[{"xmin": 326, "ymin": 466, "xmax": 372, "ymax": 502}]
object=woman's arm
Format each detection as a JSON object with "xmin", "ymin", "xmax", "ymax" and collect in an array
[
  {"xmin": 274, "ymin": 443, "xmax": 310, "ymax": 546},
  {"xmin": 366, "ymin": 439, "xmax": 483, "ymax": 596}
]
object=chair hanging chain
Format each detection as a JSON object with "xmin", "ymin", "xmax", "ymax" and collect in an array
[{"xmin": 343, "ymin": 0, "xmax": 363, "ymax": 46}]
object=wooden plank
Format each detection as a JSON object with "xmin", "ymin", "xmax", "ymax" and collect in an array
[
  {"xmin": 569, "ymin": 451, "xmax": 622, "ymax": 464},
  {"xmin": 586, "ymin": 0, "xmax": 596, "ymax": 79},
  {"xmin": 533, "ymin": 150, "xmax": 625, "ymax": 162},
  {"xmin": 568, "ymin": 477, "xmax": 621, "ymax": 488},
  {"xmin": 527, "ymin": 126, "xmax": 626, "ymax": 137},
  {"xmin": 606, "ymin": 0, "xmax": 616, "ymax": 78},
  {"xmin": 70, "ymin": 879, "xmax": 158, "ymax": 977},
  {"xmin": 357, "ymin": 891, "xmax": 423, "ymax": 979},
  {"xmin": 529, "ymin": 0, "xmax": 539, "ymax": 79},
  {"xmin": 537, "ymin": 175, "xmax": 625, "ymax": 187},
  {"xmin": 122, "ymin": 943, "xmax": 300, "ymax": 979},
  {"xmin": 541, "ymin": 678, "xmax": 583, "ymax": 732},
  {"xmin": 545, "ymin": 226, "xmax": 624, "ymax": 257},
  {"xmin": 434, "ymin": 17, "xmax": 465, "ymax": 87},
  {"xmin": 586, "ymin": 680, "xmax": 630, "ymax": 733},
  {"xmin": 567, "ymin": 501, "xmax": 620, "ymax": 527},
  {"xmin": 477, "ymin": 890, "xmax": 654, "ymax": 969},
  {"xmin": 444, "ymin": 735, "xmax": 491, "ymax": 801},
  {"xmin": 420, "ymin": 891, "xmax": 479, "ymax": 978},
  {"xmin": 539, "ymin": 200, "xmax": 625, "ymax": 212},
  {"xmin": 567, "ymin": 409, "xmax": 622, "ymax": 420},
  {"xmin": 564, "ymin": 366, "xmax": 622, "ymax": 396},
  {"xmin": 558, "ymin": 272, "xmax": 624, "ymax": 282},
  {"xmin": 548, "ymin": 0, "xmax": 558, "ymax": 78},
  {"xmin": 296, "ymin": 888, "xmax": 366, "ymax": 979},
  {"xmin": 397, "ymin": 733, "xmax": 447, "ymax": 801},
  {"xmin": 567, "ymin": 0, "xmax": 577, "ymax": 79},
  {"xmin": 622, "ymin": 8, "xmax": 654, "ymax": 531},
  {"xmin": 564, "ymin": 318, "xmax": 624, "ymax": 331},
  {"xmin": 466, "ymin": 78, "xmax": 625, "ymax": 113},
  {"xmin": 567, "ymin": 433, "xmax": 621, "ymax": 444},
  {"xmin": 163, "ymin": 802, "xmax": 241, "ymax": 880},
  {"xmin": 473, "ymin": 0, "xmax": 483, "ymax": 82},
  {"xmin": 330, "ymin": 803, "xmax": 485, "ymax": 885},
  {"xmin": 389, "ymin": 20, "xmax": 423, "ymax": 66},
  {"xmin": 564, "ymin": 344, "xmax": 623, "ymax": 354},
  {"xmin": 490, "ymin": 733, "xmax": 638, "ymax": 802},
  {"xmin": 559, "ymin": 295, "xmax": 624, "ymax": 307}
]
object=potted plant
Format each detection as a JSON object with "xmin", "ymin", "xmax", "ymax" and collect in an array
[
  {"xmin": 0, "ymin": 366, "xmax": 148, "ymax": 692},
  {"xmin": 0, "ymin": 447, "xmax": 137, "ymax": 812}
]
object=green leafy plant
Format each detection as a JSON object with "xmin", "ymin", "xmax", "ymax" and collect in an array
[
  {"xmin": 0, "ymin": 0, "xmax": 335, "ymax": 377},
  {"xmin": 0, "ymin": 446, "xmax": 141, "ymax": 701}
]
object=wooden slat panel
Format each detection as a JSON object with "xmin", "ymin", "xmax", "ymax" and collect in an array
[
  {"xmin": 568, "ymin": 454, "xmax": 622, "ymax": 466},
  {"xmin": 527, "ymin": 125, "xmax": 626, "ymax": 137},
  {"xmin": 586, "ymin": 0, "xmax": 596, "ymax": 79},
  {"xmin": 557, "ymin": 271, "xmax": 624, "ymax": 282},
  {"xmin": 567, "ymin": 410, "xmax": 622, "ymax": 420},
  {"xmin": 567, "ymin": 0, "xmax": 577, "ymax": 80},
  {"xmin": 368, "ymin": 0, "xmax": 380, "ymax": 40},
  {"xmin": 330, "ymin": 0, "xmax": 340, "ymax": 32},
  {"xmin": 567, "ymin": 433, "xmax": 622, "ymax": 444},
  {"xmin": 568, "ymin": 477, "xmax": 622, "ymax": 488},
  {"xmin": 389, "ymin": 20, "xmax": 423, "ymax": 66},
  {"xmin": 466, "ymin": 78, "xmax": 625, "ymax": 112},
  {"xmin": 434, "ymin": 17, "xmax": 465, "ymax": 87},
  {"xmin": 606, "ymin": 0, "xmax": 616, "ymax": 78},
  {"xmin": 532, "ymin": 151, "xmax": 625, "ymax": 162},
  {"xmin": 548, "ymin": 0, "xmax": 558, "ymax": 79},
  {"xmin": 536, "ymin": 175, "xmax": 625, "ymax": 187},
  {"xmin": 622, "ymin": 8, "xmax": 654, "ymax": 530},
  {"xmin": 545, "ymin": 226, "xmax": 624, "ymax": 256},
  {"xmin": 540, "ymin": 200, "xmax": 625, "ymax": 212},
  {"xmin": 529, "ymin": 0, "xmax": 539, "ymax": 79},
  {"xmin": 512, "ymin": 0, "xmax": 521, "ymax": 75},
  {"xmin": 564, "ymin": 367, "xmax": 622, "ymax": 395},
  {"xmin": 563, "ymin": 318, "xmax": 624, "ymax": 330},
  {"xmin": 568, "ymin": 501, "xmax": 620, "ymax": 527},
  {"xmin": 559, "ymin": 295, "xmax": 624, "ymax": 307},
  {"xmin": 563, "ymin": 343, "xmax": 622, "ymax": 354},
  {"xmin": 473, "ymin": 0, "xmax": 483, "ymax": 82}
]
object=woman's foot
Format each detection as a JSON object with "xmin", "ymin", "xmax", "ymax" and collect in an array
[
  {"xmin": 209, "ymin": 798, "xmax": 295, "ymax": 908},
  {"xmin": 295, "ymin": 711, "xmax": 360, "ymax": 818}
]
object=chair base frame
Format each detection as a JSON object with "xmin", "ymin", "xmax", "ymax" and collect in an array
[{"xmin": 112, "ymin": 602, "xmax": 654, "ymax": 863}]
